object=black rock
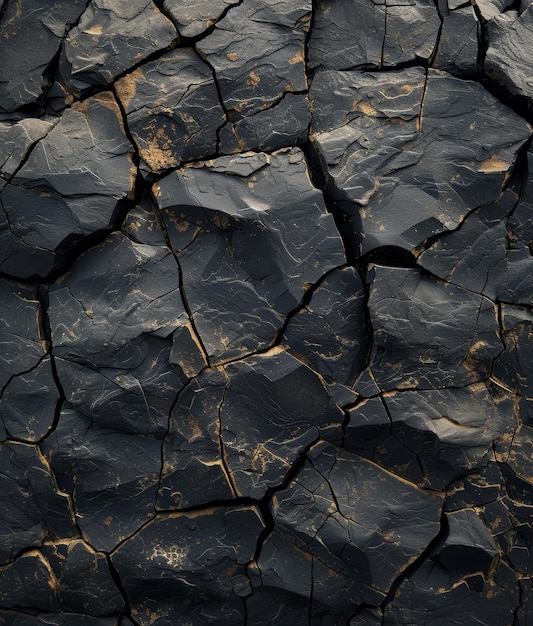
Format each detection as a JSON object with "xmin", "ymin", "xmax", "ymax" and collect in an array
[
  {"xmin": 115, "ymin": 48, "xmax": 225, "ymax": 174},
  {"xmin": 0, "ymin": 442, "xmax": 77, "ymax": 566},
  {"xmin": 159, "ymin": 349, "xmax": 344, "ymax": 505},
  {"xmin": 0, "ymin": 94, "xmax": 136, "ymax": 279},
  {"xmin": 365, "ymin": 266, "xmax": 502, "ymax": 390},
  {"xmin": 282, "ymin": 266, "xmax": 369, "ymax": 387},
  {"xmin": 272, "ymin": 442, "xmax": 443, "ymax": 601},
  {"xmin": 308, "ymin": 0, "xmax": 440, "ymax": 71},
  {"xmin": 310, "ymin": 67, "xmax": 531, "ymax": 256},
  {"xmin": 154, "ymin": 148, "xmax": 345, "ymax": 363},
  {"xmin": 196, "ymin": 0, "xmax": 310, "ymax": 116},
  {"xmin": 0, "ymin": 0, "xmax": 87, "ymax": 112},
  {"xmin": 59, "ymin": 0, "xmax": 177, "ymax": 96},
  {"xmin": 111, "ymin": 506, "xmax": 265, "ymax": 625},
  {"xmin": 485, "ymin": 4, "xmax": 533, "ymax": 111},
  {"xmin": 41, "ymin": 405, "xmax": 163, "ymax": 552},
  {"xmin": 432, "ymin": 6, "xmax": 479, "ymax": 76},
  {"xmin": 163, "ymin": 0, "xmax": 239, "ymax": 38},
  {"xmin": 346, "ymin": 384, "xmax": 508, "ymax": 489}
]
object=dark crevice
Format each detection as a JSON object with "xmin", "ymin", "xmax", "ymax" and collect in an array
[
  {"xmin": 35, "ymin": 285, "xmax": 66, "ymax": 446},
  {"xmin": 150, "ymin": 199, "xmax": 211, "ymax": 365},
  {"xmin": 107, "ymin": 556, "xmax": 135, "ymax": 622}
]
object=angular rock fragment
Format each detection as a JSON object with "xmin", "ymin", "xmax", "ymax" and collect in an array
[
  {"xmin": 310, "ymin": 68, "xmax": 531, "ymax": 256},
  {"xmin": 47, "ymin": 223, "xmax": 182, "ymax": 362},
  {"xmin": 111, "ymin": 506, "xmax": 264, "ymax": 625},
  {"xmin": 492, "ymin": 305, "xmax": 533, "ymax": 417},
  {"xmin": 272, "ymin": 442, "xmax": 443, "ymax": 601},
  {"xmin": 154, "ymin": 148, "xmax": 345, "ymax": 363},
  {"xmin": 218, "ymin": 92, "xmax": 311, "ymax": 154},
  {"xmin": 0, "ymin": 93, "xmax": 136, "ymax": 279},
  {"xmin": 475, "ymin": 0, "xmax": 515, "ymax": 20},
  {"xmin": 115, "ymin": 48, "xmax": 225, "ymax": 174},
  {"xmin": 196, "ymin": 0, "xmax": 310, "ymax": 117},
  {"xmin": 163, "ymin": 0, "xmax": 239, "ymax": 38},
  {"xmin": 432, "ymin": 6, "xmax": 479, "ymax": 76},
  {"xmin": 438, "ymin": 508, "xmax": 499, "ymax": 574},
  {"xmin": 0, "ymin": 442, "xmax": 77, "ymax": 566},
  {"xmin": 0, "ymin": 612, "xmax": 121, "ymax": 626},
  {"xmin": 0, "ymin": 0, "xmax": 88, "ymax": 112},
  {"xmin": 246, "ymin": 532, "xmax": 362, "ymax": 623},
  {"xmin": 159, "ymin": 349, "xmax": 344, "ymax": 506},
  {"xmin": 59, "ymin": 0, "xmax": 177, "ymax": 95},
  {"xmin": 195, "ymin": 0, "xmax": 311, "ymax": 150},
  {"xmin": 485, "ymin": 4, "xmax": 533, "ymax": 111},
  {"xmin": 42, "ymin": 406, "xmax": 163, "ymax": 552},
  {"xmin": 1, "ymin": 356, "xmax": 58, "ymax": 442},
  {"xmin": 45, "ymin": 231, "xmax": 190, "ymax": 549},
  {"xmin": 346, "ymin": 385, "xmax": 508, "ymax": 489},
  {"xmin": 282, "ymin": 266, "xmax": 369, "ymax": 387},
  {"xmin": 0, "ymin": 540, "xmax": 123, "ymax": 616},
  {"xmin": 0, "ymin": 118, "xmax": 56, "ymax": 191},
  {"xmin": 0, "ymin": 280, "xmax": 57, "ymax": 443},
  {"xmin": 383, "ymin": 559, "xmax": 520, "ymax": 625},
  {"xmin": 308, "ymin": 0, "xmax": 440, "ymax": 71},
  {"xmin": 365, "ymin": 267, "xmax": 502, "ymax": 391}
]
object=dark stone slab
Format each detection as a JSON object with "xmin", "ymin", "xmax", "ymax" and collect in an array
[
  {"xmin": 365, "ymin": 266, "xmax": 502, "ymax": 391},
  {"xmin": 346, "ymin": 384, "xmax": 508, "ymax": 489},
  {"xmin": 115, "ymin": 48, "xmax": 225, "ymax": 174},
  {"xmin": 272, "ymin": 442, "xmax": 443, "ymax": 601},
  {"xmin": 308, "ymin": 0, "xmax": 440, "ymax": 71},
  {"xmin": 0, "ymin": 442, "xmax": 77, "ymax": 566},
  {"xmin": 154, "ymin": 148, "xmax": 345, "ymax": 363},
  {"xmin": 163, "ymin": 0, "xmax": 239, "ymax": 38},
  {"xmin": 246, "ymin": 532, "xmax": 362, "ymax": 624},
  {"xmin": 432, "ymin": 6, "xmax": 479, "ymax": 76},
  {"xmin": 0, "ymin": 0, "xmax": 87, "ymax": 112},
  {"xmin": 383, "ymin": 559, "xmax": 520, "ymax": 625},
  {"xmin": 41, "ymin": 406, "xmax": 162, "ymax": 552},
  {"xmin": 0, "ymin": 94, "xmax": 136, "ymax": 279},
  {"xmin": 111, "ymin": 506, "xmax": 264, "ymax": 625},
  {"xmin": 196, "ymin": 0, "xmax": 310, "ymax": 117},
  {"xmin": 218, "ymin": 92, "xmax": 311, "ymax": 155},
  {"xmin": 438, "ymin": 509, "xmax": 499, "ymax": 574},
  {"xmin": 0, "ymin": 118, "xmax": 56, "ymax": 190},
  {"xmin": 282, "ymin": 266, "xmax": 369, "ymax": 387},
  {"xmin": 159, "ymin": 349, "xmax": 344, "ymax": 505},
  {"xmin": 310, "ymin": 67, "xmax": 531, "ymax": 256},
  {"xmin": 485, "ymin": 4, "xmax": 533, "ymax": 110},
  {"xmin": 59, "ymin": 0, "xmax": 177, "ymax": 96},
  {"xmin": 1, "ymin": 356, "xmax": 58, "ymax": 442},
  {"xmin": 493, "ymin": 305, "xmax": 533, "ymax": 404}
]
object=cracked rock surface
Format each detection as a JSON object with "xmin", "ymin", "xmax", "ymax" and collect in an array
[{"xmin": 1, "ymin": 0, "xmax": 533, "ymax": 624}]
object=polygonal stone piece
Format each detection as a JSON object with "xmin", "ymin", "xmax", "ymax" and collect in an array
[
  {"xmin": 282, "ymin": 266, "xmax": 369, "ymax": 387},
  {"xmin": 308, "ymin": 0, "xmax": 440, "ymax": 70},
  {"xmin": 196, "ymin": 0, "xmax": 310, "ymax": 117},
  {"xmin": 272, "ymin": 442, "xmax": 443, "ymax": 600},
  {"xmin": 310, "ymin": 68, "xmax": 531, "ymax": 256},
  {"xmin": 485, "ymin": 5, "xmax": 533, "ymax": 110},
  {"xmin": 111, "ymin": 506, "xmax": 265, "ymax": 625},
  {"xmin": 0, "ymin": 93, "xmax": 136, "ymax": 279},
  {"xmin": 60, "ymin": 0, "xmax": 177, "ymax": 95},
  {"xmin": 0, "ymin": 0, "xmax": 88, "ymax": 112},
  {"xmin": 115, "ymin": 48, "xmax": 225, "ymax": 173},
  {"xmin": 154, "ymin": 148, "xmax": 345, "ymax": 363},
  {"xmin": 163, "ymin": 0, "xmax": 239, "ymax": 38},
  {"xmin": 366, "ymin": 266, "xmax": 502, "ymax": 390}
]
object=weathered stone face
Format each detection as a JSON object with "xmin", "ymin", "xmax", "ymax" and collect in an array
[{"xmin": 1, "ymin": 0, "xmax": 533, "ymax": 623}]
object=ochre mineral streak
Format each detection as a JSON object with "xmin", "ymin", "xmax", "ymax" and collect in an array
[{"xmin": 0, "ymin": 0, "xmax": 532, "ymax": 624}]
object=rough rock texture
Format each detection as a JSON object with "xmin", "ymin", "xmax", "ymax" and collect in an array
[{"xmin": 1, "ymin": 0, "xmax": 533, "ymax": 623}]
